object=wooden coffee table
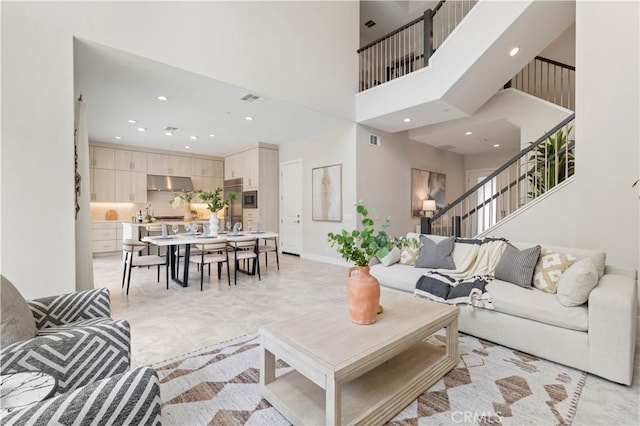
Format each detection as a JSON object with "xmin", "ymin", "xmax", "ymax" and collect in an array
[{"xmin": 259, "ymin": 290, "xmax": 459, "ymax": 425}]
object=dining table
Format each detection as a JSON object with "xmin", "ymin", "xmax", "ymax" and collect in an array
[{"xmin": 142, "ymin": 231, "xmax": 279, "ymax": 287}]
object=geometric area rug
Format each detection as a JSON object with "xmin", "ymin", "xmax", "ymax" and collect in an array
[{"xmin": 152, "ymin": 331, "xmax": 586, "ymax": 425}]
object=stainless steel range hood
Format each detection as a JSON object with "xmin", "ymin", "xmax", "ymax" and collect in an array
[{"xmin": 147, "ymin": 175, "xmax": 194, "ymax": 192}]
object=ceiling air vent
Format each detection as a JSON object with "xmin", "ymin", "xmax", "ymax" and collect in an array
[
  {"xmin": 241, "ymin": 94, "xmax": 265, "ymax": 104},
  {"xmin": 364, "ymin": 20, "xmax": 376, "ymax": 28},
  {"xmin": 163, "ymin": 126, "xmax": 181, "ymax": 134},
  {"xmin": 369, "ymin": 134, "xmax": 381, "ymax": 147}
]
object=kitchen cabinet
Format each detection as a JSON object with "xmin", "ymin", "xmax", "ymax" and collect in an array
[
  {"xmin": 169, "ymin": 156, "xmax": 191, "ymax": 177},
  {"xmin": 115, "ymin": 150, "xmax": 147, "ymax": 172},
  {"xmin": 91, "ymin": 222, "xmax": 121, "ymax": 253},
  {"xmin": 191, "ymin": 158, "xmax": 215, "ymax": 177},
  {"xmin": 90, "ymin": 147, "xmax": 115, "ymax": 169},
  {"xmin": 243, "ymin": 208, "xmax": 260, "ymax": 230},
  {"xmin": 147, "ymin": 153, "xmax": 169, "ymax": 175},
  {"xmin": 115, "ymin": 170, "xmax": 147, "ymax": 202},
  {"xmin": 91, "ymin": 168, "xmax": 115, "ymax": 202},
  {"xmin": 242, "ymin": 149, "xmax": 259, "ymax": 190},
  {"xmin": 213, "ymin": 160, "xmax": 224, "ymax": 178},
  {"xmin": 224, "ymin": 153, "xmax": 243, "ymax": 180},
  {"xmin": 191, "ymin": 175, "xmax": 214, "ymax": 192}
]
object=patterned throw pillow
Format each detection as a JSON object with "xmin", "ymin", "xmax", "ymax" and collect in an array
[
  {"xmin": 400, "ymin": 247, "xmax": 420, "ymax": 265},
  {"xmin": 533, "ymin": 249, "xmax": 576, "ymax": 293}
]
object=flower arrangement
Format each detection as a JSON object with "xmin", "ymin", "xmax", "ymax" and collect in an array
[
  {"xmin": 327, "ymin": 201, "xmax": 394, "ymax": 267},
  {"xmin": 169, "ymin": 190, "xmax": 197, "ymax": 208},
  {"xmin": 196, "ymin": 188, "xmax": 237, "ymax": 212}
]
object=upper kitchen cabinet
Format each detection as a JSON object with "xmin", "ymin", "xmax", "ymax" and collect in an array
[
  {"xmin": 213, "ymin": 160, "xmax": 224, "ymax": 178},
  {"xmin": 91, "ymin": 168, "xmax": 115, "ymax": 202},
  {"xmin": 242, "ymin": 148, "xmax": 259, "ymax": 190},
  {"xmin": 115, "ymin": 170, "xmax": 147, "ymax": 202},
  {"xmin": 147, "ymin": 153, "xmax": 190, "ymax": 176},
  {"xmin": 191, "ymin": 158, "xmax": 214, "ymax": 177},
  {"xmin": 115, "ymin": 150, "xmax": 147, "ymax": 172},
  {"xmin": 147, "ymin": 153, "xmax": 169, "ymax": 175},
  {"xmin": 90, "ymin": 146, "xmax": 115, "ymax": 169},
  {"xmin": 224, "ymin": 153, "xmax": 243, "ymax": 180}
]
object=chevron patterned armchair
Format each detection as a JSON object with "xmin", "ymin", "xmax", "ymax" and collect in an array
[{"xmin": 0, "ymin": 276, "xmax": 161, "ymax": 425}]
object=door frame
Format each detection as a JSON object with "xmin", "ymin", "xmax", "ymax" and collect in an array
[{"xmin": 279, "ymin": 159, "xmax": 302, "ymax": 255}]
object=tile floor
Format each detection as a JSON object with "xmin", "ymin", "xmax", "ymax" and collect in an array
[{"xmin": 93, "ymin": 252, "xmax": 640, "ymax": 425}]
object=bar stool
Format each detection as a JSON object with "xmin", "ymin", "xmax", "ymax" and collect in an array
[{"xmin": 122, "ymin": 239, "xmax": 168, "ymax": 295}]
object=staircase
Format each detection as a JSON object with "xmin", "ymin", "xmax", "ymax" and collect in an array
[{"xmin": 424, "ymin": 113, "xmax": 575, "ymax": 238}]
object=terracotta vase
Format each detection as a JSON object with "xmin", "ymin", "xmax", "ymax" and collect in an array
[{"xmin": 347, "ymin": 266, "xmax": 380, "ymax": 325}]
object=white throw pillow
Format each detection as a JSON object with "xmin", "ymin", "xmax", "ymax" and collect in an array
[
  {"xmin": 378, "ymin": 246, "xmax": 401, "ymax": 267},
  {"xmin": 556, "ymin": 258, "xmax": 599, "ymax": 307}
]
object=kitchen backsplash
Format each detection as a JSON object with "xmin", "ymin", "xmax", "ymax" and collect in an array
[{"xmin": 90, "ymin": 191, "xmax": 211, "ymax": 221}]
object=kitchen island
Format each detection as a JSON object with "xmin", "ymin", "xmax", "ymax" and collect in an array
[{"xmin": 121, "ymin": 220, "xmax": 210, "ymax": 241}]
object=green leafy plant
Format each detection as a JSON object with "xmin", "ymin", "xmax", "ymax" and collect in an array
[
  {"xmin": 527, "ymin": 127, "xmax": 575, "ymax": 198},
  {"xmin": 327, "ymin": 202, "xmax": 394, "ymax": 267},
  {"xmin": 196, "ymin": 188, "xmax": 237, "ymax": 212},
  {"xmin": 169, "ymin": 190, "xmax": 197, "ymax": 208}
]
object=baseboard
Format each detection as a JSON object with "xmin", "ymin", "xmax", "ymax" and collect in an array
[{"xmin": 300, "ymin": 253, "xmax": 350, "ymax": 268}]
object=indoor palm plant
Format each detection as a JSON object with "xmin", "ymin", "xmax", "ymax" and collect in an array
[
  {"xmin": 327, "ymin": 202, "xmax": 394, "ymax": 325},
  {"xmin": 527, "ymin": 127, "xmax": 575, "ymax": 198},
  {"xmin": 196, "ymin": 188, "xmax": 237, "ymax": 235}
]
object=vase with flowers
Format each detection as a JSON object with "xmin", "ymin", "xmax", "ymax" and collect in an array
[
  {"xmin": 196, "ymin": 188, "xmax": 237, "ymax": 236},
  {"xmin": 327, "ymin": 201, "xmax": 395, "ymax": 325},
  {"xmin": 169, "ymin": 190, "xmax": 197, "ymax": 222}
]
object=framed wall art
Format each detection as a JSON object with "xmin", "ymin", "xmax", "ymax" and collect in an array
[
  {"xmin": 312, "ymin": 164, "xmax": 342, "ymax": 222},
  {"xmin": 411, "ymin": 168, "xmax": 446, "ymax": 217}
]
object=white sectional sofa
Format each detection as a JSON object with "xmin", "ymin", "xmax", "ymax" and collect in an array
[{"xmin": 370, "ymin": 233, "xmax": 638, "ymax": 385}]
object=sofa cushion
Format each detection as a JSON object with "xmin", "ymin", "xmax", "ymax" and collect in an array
[
  {"xmin": 486, "ymin": 279, "xmax": 588, "ymax": 331},
  {"xmin": 378, "ymin": 246, "xmax": 401, "ymax": 267},
  {"xmin": 1, "ymin": 275, "xmax": 36, "ymax": 346},
  {"xmin": 415, "ymin": 236, "xmax": 456, "ymax": 269},
  {"xmin": 495, "ymin": 244, "xmax": 541, "ymax": 288},
  {"xmin": 370, "ymin": 263, "xmax": 426, "ymax": 293},
  {"xmin": 556, "ymin": 258, "xmax": 599, "ymax": 307},
  {"xmin": 533, "ymin": 249, "xmax": 576, "ymax": 293}
]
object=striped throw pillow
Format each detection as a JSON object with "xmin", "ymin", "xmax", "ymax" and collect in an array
[{"xmin": 495, "ymin": 243, "xmax": 541, "ymax": 288}]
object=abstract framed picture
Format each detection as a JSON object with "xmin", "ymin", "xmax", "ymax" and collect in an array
[
  {"xmin": 312, "ymin": 164, "xmax": 342, "ymax": 222},
  {"xmin": 411, "ymin": 168, "xmax": 446, "ymax": 217}
]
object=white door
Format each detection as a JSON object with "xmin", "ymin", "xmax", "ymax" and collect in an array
[
  {"xmin": 280, "ymin": 160, "xmax": 302, "ymax": 255},
  {"xmin": 467, "ymin": 169, "xmax": 497, "ymax": 235}
]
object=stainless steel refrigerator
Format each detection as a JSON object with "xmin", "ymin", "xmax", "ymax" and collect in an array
[{"xmin": 223, "ymin": 178, "xmax": 243, "ymax": 230}]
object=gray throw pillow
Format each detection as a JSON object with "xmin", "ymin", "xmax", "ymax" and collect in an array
[
  {"xmin": 495, "ymin": 244, "xmax": 541, "ymax": 288},
  {"xmin": 1, "ymin": 275, "xmax": 37, "ymax": 346},
  {"xmin": 415, "ymin": 236, "xmax": 456, "ymax": 270}
]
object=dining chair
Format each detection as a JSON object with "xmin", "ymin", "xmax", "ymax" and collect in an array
[
  {"xmin": 188, "ymin": 239, "xmax": 230, "ymax": 290},
  {"xmin": 257, "ymin": 236, "xmax": 279, "ymax": 270},
  {"xmin": 227, "ymin": 237, "xmax": 260, "ymax": 285},
  {"xmin": 122, "ymin": 239, "xmax": 168, "ymax": 295}
]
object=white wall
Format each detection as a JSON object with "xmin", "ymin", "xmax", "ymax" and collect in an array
[
  {"xmin": 539, "ymin": 22, "xmax": 575, "ymax": 67},
  {"xmin": 574, "ymin": 1, "xmax": 639, "ymax": 270},
  {"xmin": 279, "ymin": 122, "xmax": 358, "ymax": 266},
  {"xmin": 356, "ymin": 125, "xmax": 466, "ymax": 237},
  {"xmin": 464, "ymin": 149, "xmax": 519, "ymax": 176},
  {"xmin": 1, "ymin": 1, "xmax": 358, "ymax": 298}
]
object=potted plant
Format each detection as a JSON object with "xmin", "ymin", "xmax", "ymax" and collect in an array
[
  {"xmin": 527, "ymin": 127, "xmax": 575, "ymax": 198},
  {"xmin": 327, "ymin": 201, "xmax": 394, "ymax": 325},
  {"xmin": 169, "ymin": 190, "xmax": 198, "ymax": 221},
  {"xmin": 196, "ymin": 188, "xmax": 237, "ymax": 235}
]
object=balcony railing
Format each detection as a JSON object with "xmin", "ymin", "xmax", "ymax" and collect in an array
[{"xmin": 358, "ymin": 0, "xmax": 477, "ymax": 92}]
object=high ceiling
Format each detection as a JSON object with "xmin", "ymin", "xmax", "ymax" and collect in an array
[{"xmin": 74, "ymin": 39, "xmax": 348, "ymax": 157}]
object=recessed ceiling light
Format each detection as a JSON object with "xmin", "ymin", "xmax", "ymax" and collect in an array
[
  {"xmin": 165, "ymin": 132, "xmax": 173, "ymax": 136},
  {"xmin": 184, "ymin": 146, "xmax": 191, "ymax": 149},
  {"xmin": 114, "ymin": 136, "xmax": 122, "ymax": 140},
  {"xmin": 245, "ymin": 116, "xmax": 254, "ymax": 121},
  {"xmin": 403, "ymin": 118, "xmax": 412, "ymax": 123},
  {"xmin": 494, "ymin": 144, "xmax": 500, "ymax": 148},
  {"xmin": 509, "ymin": 46, "xmax": 520, "ymax": 57},
  {"xmin": 465, "ymin": 131, "xmax": 473, "ymax": 136},
  {"xmin": 127, "ymin": 119, "xmax": 137, "ymax": 124},
  {"xmin": 209, "ymin": 133, "xmax": 216, "ymax": 138},
  {"xmin": 137, "ymin": 127, "xmax": 147, "ymax": 132},
  {"xmin": 157, "ymin": 95, "xmax": 168, "ymax": 101},
  {"xmin": 190, "ymin": 136, "xmax": 198, "ymax": 140}
]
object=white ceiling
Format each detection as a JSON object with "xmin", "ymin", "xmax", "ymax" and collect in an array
[{"xmin": 73, "ymin": 39, "xmax": 348, "ymax": 157}]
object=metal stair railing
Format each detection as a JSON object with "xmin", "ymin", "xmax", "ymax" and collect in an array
[{"xmin": 423, "ymin": 113, "xmax": 575, "ymax": 238}]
